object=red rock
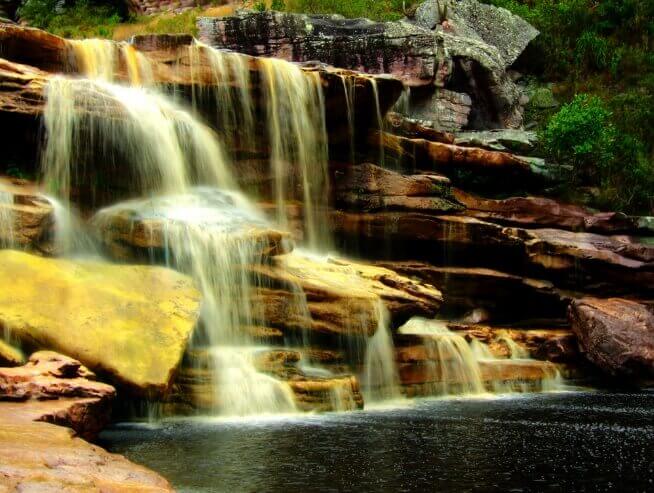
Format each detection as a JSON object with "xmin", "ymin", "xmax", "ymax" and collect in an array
[
  {"xmin": 0, "ymin": 351, "xmax": 116, "ymax": 439},
  {"xmin": 569, "ymin": 298, "xmax": 654, "ymax": 380}
]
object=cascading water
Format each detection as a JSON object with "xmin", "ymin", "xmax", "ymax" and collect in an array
[
  {"xmin": 68, "ymin": 38, "xmax": 153, "ymax": 85},
  {"xmin": 399, "ymin": 318, "xmax": 486, "ymax": 396},
  {"xmin": 259, "ymin": 57, "xmax": 331, "ymax": 252},
  {"xmin": 0, "ymin": 187, "xmax": 14, "ymax": 248},
  {"xmin": 38, "ymin": 35, "xmax": 409, "ymax": 417},
  {"xmin": 362, "ymin": 301, "xmax": 402, "ymax": 402}
]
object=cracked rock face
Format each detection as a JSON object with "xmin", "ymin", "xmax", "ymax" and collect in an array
[{"xmin": 198, "ymin": 2, "xmax": 538, "ymax": 130}]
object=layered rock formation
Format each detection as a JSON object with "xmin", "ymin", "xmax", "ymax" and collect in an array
[
  {"xmin": 0, "ymin": 351, "xmax": 116, "ymax": 439},
  {"xmin": 197, "ymin": 0, "xmax": 535, "ymax": 130}
]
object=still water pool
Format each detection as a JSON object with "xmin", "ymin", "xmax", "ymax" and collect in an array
[{"xmin": 102, "ymin": 391, "xmax": 654, "ymax": 492}]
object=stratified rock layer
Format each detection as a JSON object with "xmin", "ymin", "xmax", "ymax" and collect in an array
[
  {"xmin": 0, "ymin": 250, "xmax": 201, "ymax": 396},
  {"xmin": 0, "ymin": 351, "xmax": 116, "ymax": 439}
]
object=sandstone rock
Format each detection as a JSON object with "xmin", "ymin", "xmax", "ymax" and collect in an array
[
  {"xmin": 0, "ymin": 250, "xmax": 201, "ymax": 396},
  {"xmin": 198, "ymin": 11, "xmax": 439, "ymax": 87},
  {"xmin": 385, "ymin": 112, "xmax": 455, "ymax": 144},
  {"xmin": 0, "ymin": 23, "xmax": 67, "ymax": 72},
  {"xmin": 455, "ymin": 189, "xmax": 643, "ymax": 234},
  {"xmin": 0, "ymin": 351, "xmax": 115, "ymax": 439},
  {"xmin": 252, "ymin": 252, "xmax": 443, "ymax": 339},
  {"xmin": 507, "ymin": 228, "xmax": 654, "ymax": 293},
  {"xmin": 569, "ymin": 298, "xmax": 654, "ymax": 380},
  {"xmin": 0, "ymin": 412, "xmax": 173, "ymax": 491},
  {"xmin": 0, "ymin": 176, "xmax": 54, "ymax": 251},
  {"xmin": 334, "ymin": 163, "xmax": 463, "ymax": 213},
  {"xmin": 376, "ymin": 261, "xmax": 569, "ymax": 324},
  {"xmin": 374, "ymin": 131, "xmax": 557, "ymax": 181},
  {"xmin": 409, "ymin": 88, "xmax": 472, "ymax": 132},
  {"xmin": 198, "ymin": 9, "xmax": 528, "ymax": 127},
  {"xmin": 454, "ymin": 129, "xmax": 538, "ymax": 154}
]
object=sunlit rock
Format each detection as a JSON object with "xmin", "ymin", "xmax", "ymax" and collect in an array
[
  {"xmin": 0, "ymin": 250, "xmax": 201, "ymax": 396},
  {"xmin": 0, "ymin": 351, "xmax": 115, "ymax": 439}
]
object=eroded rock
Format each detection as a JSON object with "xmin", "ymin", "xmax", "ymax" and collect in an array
[
  {"xmin": 569, "ymin": 298, "xmax": 654, "ymax": 380},
  {"xmin": 0, "ymin": 351, "xmax": 115, "ymax": 439}
]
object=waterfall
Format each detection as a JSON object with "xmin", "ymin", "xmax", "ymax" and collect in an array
[
  {"xmin": 68, "ymin": 39, "xmax": 153, "ymax": 85},
  {"xmin": 363, "ymin": 301, "xmax": 402, "ymax": 402},
  {"xmin": 259, "ymin": 58, "xmax": 331, "ymax": 252},
  {"xmin": 0, "ymin": 187, "xmax": 14, "ymax": 248},
  {"xmin": 369, "ymin": 77, "xmax": 386, "ymax": 168},
  {"xmin": 39, "ymin": 36, "xmax": 405, "ymax": 416},
  {"xmin": 399, "ymin": 318, "xmax": 486, "ymax": 396}
]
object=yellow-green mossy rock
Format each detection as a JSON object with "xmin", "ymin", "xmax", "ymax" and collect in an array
[{"xmin": 0, "ymin": 250, "xmax": 201, "ymax": 396}]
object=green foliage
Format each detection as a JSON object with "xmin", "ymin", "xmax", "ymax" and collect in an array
[
  {"xmin": 271, "ymin": 0, "xmax": 286, "ymax": 11},
  {"xmin": 18, "ymin": 0, "xmax": 124, "ymax": 38},
  {"xmin": 285, "ymin": 0, "xmax": 405, "ymax": 21},
  {"xmin": 543, "ymin": 95, "xmax": 615, "ymax": 175},
  {"xmin": 253, "ymin": 1, "xmax": 267, "ymax": 11},
  {"xmin": 544, "ymin": 94, "xmax": 653, "ymax": 212}
]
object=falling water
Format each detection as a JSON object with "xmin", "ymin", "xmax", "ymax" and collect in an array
[
  {"xmin": 186, "ymin": 42, "xmax": 256, "ymax": 158},
  {"xmin": 363, "ymin": 300, "xmax": 402, "ymax": 402},
  {"xmin": 0, "ymin": 187, "xmax": 14, "ymax": 248},
  {"xmin": 259, "ymin": 58, "xmax": 331, "ymax": 251},
  {"xmin": 41, "ymin": 77, "xmax": 235, "ymax": 199},
  {"xmin": 399, "ymin": 318, "xmax": 486, "ymax": 396},
  {"xmin": 369, "ymin": 77, "xmax": 386, "ymax": 168},
  {"xmin": 68, "ymin": 39, "xmax": 153, "ymax": 85}
]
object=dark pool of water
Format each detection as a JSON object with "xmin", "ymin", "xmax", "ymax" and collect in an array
[{"xmin": 101, "ymin": 392, "xmax": 654, "ymax": 492}]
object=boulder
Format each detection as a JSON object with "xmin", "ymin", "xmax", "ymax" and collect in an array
[
  {"xmin": 333, "ymin": 163, "xmax": 463, "ymax": 213},
  {"xmin": 0, "ymin": 250, "xmax": 201, "ymax": 396},
  {"xmin": 0, "ymin": 351, "xmax": 115, "ymax": 439},
  {"xmin": 0, "ymin": 413, "xmax": 173, "ymax": 491},
  {"xmin": 411, "ymin": 0, "xmax": 539, "ymax": 68},
  {"xmin": 93, "ymin": 189, "xmax": 293, "ymax": 261},
  {"xmin": 569, "ymin": 298, "xmax": 654, "ymax": 379}
]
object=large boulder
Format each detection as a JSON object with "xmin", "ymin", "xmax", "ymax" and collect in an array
[
  {"xmin": 569, "ymin": 298, "xmax": 654, "ymax": 380},
  {"xmin": 0, "ymin": 351, "xmax": 116, "ymax": 439},
  {"xmin": 0, "ymin": 250, "xmax": 201, "ymax": 396},
  {"xmin": 411, "ymin": 0, "xmax": 539, "ymax": 68}
]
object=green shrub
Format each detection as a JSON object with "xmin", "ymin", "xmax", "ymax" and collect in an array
[
  {"xmin": 18, "ymin": 0, "xmax": 124, "ymax": 38},
  {"xmin": 543, "ymin": 94, "xmax": 616, "ymax": 178},
  {"xmin": 285, "ymin": 0, "xmax": 405, "ymax": 21}
]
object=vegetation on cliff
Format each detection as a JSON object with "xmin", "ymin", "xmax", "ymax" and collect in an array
[{"xmin": 485, "ymin": 0, "xmax": 653, "ymax": 212}]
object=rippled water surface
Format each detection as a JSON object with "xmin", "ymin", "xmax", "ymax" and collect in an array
[{"xmin": 102, "ymin": 392, "xmax": 654, "ymax": 492}]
